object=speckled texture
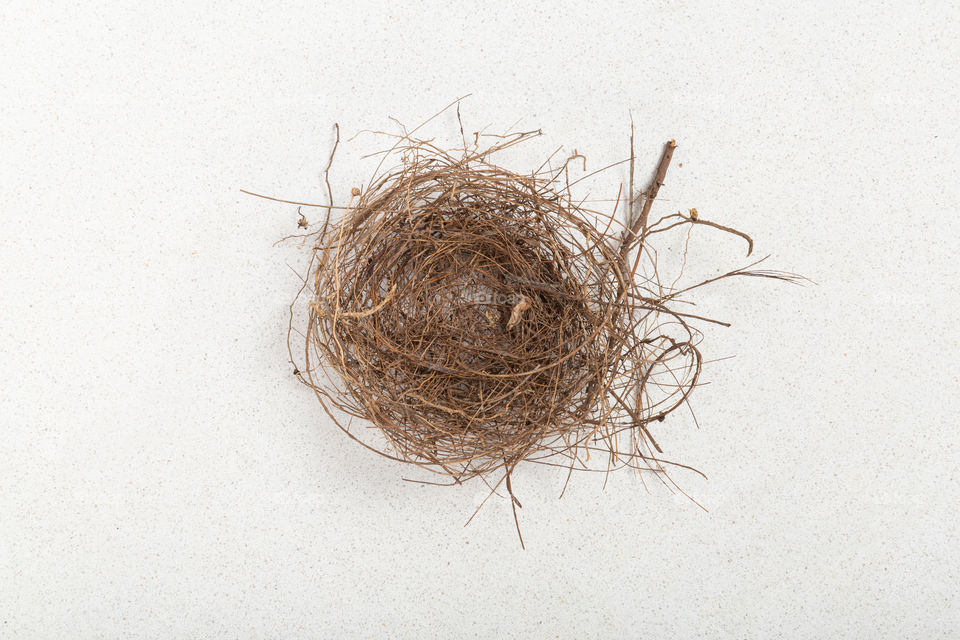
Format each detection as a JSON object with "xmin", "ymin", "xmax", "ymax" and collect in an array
[{"xmin": 1, "ymin": 1, "xmax": 958, "ymax": 638}]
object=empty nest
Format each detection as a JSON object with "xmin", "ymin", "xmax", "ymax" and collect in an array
[{"xmin": 261, "ymin": 104, "xmax": 798, "ymax": 545}]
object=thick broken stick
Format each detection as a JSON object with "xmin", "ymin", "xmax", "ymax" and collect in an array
[
  {"xmin": 617, "ymin": 139, "xmax": 677, "ymax": 280},
  {"xmin": 625, "ymin": 139, "xmax": 676, "ymax": 258}
]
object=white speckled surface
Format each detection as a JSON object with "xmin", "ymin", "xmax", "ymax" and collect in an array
[{"xmin": 2, "ymin": 1, "xmax": 958, "ymax": 638}]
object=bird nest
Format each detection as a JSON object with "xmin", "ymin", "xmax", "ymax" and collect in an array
[{"xmin": 257, "ymin": 105, "xmax": 796, "ymax": 545}]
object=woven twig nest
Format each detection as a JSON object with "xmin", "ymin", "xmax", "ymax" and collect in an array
[
  {"xmin": 270, "ymin": 110, "xmax": 797, "ymax": 544},
  {"xmin": 308, "ymin": 156, "xmax": 640, "ymax": 481}
]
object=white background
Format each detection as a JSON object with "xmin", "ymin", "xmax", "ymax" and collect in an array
[{"xmin": 2, "ymin": 1, "xmax": 958, "ymax": 638}]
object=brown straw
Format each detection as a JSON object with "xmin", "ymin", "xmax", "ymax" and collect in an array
[{"xmin": 258, "ymin": 105, "xmax": 801, "ymax": 547}]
